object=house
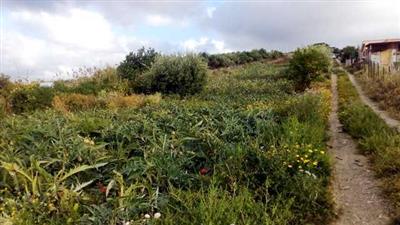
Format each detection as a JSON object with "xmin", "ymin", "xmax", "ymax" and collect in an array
[{"xmin": 361, "ymin": 38, "xmax": 400, "ymax": 71}]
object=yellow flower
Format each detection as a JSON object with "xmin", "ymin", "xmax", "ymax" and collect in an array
[
  {"xmin": 84, "ymin": 137, "xmax": 95, "ymax": 145},
  {"xmin": 313, "ymin": 161, "xmax": 318, "ymax": 166},
  {"xmin": 320, "ymin": 151, "xmax": 325, "ymax": 154}
]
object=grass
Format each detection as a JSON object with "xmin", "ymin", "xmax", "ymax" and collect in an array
[
  {"xmin": 0, "ymin": 62, "xmax": 334, "ymax": 224},
  {"xmin": 355, "ymin": 70, "xmax": 400, "ymax": 120},
  {"xmin": 336, "ymin": 67, "xmax": 400, "ymax": 221}
]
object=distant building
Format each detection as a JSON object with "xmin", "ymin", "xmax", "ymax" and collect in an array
[{"xmin": 361, "ymin": 39, "xmax": 400, "ymax": 70}]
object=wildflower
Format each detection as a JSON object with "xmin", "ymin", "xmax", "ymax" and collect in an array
[
  {"xmin": 154, "ymin": 212, "xmax": 161, "ymax": 219},
  {"xmin": 308, "ymin": 149, "xmax": 313, "ymax": 153},
  {"xmin": 320, "ymin": 150, "xmax": 325, "ymax": 154},
  {"xmin": 287, "ymin": 164, "xmax": 292, "ymax": 168},
  {"xmin": 97, "ymin": 182, "xmax": 107, "ymax": 193},
  {"xmin": 83, "ymin": 137, "xmax": 95, "ymax": 145},
  {"xmin": 199, "ymin": 167, "xmax": 209, "ymax": 175},
  {"xmin": 313, "ymin": 161, "xmax": 318, "ymax": 166},
  {"xmin": 144, "ymin": 214, "xmax": 151, "ymax": 219},
  {"xmin": 123, "ymin": 221, "xmax": 131, "ymax": 225}
]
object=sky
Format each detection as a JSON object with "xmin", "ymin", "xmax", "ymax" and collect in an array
[{"xmin": 1, "ymin": 0, "xmax": 399, "ymax": 81}]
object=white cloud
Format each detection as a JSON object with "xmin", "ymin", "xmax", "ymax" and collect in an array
[
  {"xmin": 182, "ymin": 37, "xmax": 209, "ymax": 51},
  {"xmin": 146, "ymin": 14, "xmax": 174, "ymax": 27},
  {"xmin": 207, "ymin": 1, "xmax": 400, "ymax": 51},
  {"xmin": 2, "ymin": 8, "xmax": 143, "ymax": 81},
  {"xmin": 206, "ymin": 7, "xmax": 216, "ymax": 18},
  {"xmin": 181, "ymin": 37, "xmax": 230, "ymax": 53},
  {"xmin": 11, "ymin": 9, "xmax": 115, "ymax": 50}
]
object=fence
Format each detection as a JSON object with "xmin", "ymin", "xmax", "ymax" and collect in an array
[{"xmin": 364, "ymin": 61, "xmax": 400, "ymax": 79}]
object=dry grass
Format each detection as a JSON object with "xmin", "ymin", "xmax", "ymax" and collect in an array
[
  {"xmin": 52, "ymin": 94, "xmax": 99, "ymax": 112},
  {"xmin": 356, "ymin": 71, "xmax": 400, "ymax": 120},
  {"xmin": 0, "ymin": 96, "xmax": 7, "ymax": 117},
  {"xmin": 52, "ymin": 92, "xmax": 162, "ymax": 113}
]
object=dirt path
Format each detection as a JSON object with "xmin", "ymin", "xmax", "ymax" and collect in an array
[
  {"xmin": 329, "ymin": 73, "xmax": 393, "ymax": 225},
  {"xmin": 345, "ymin": 71, "xmax": 400, "ymax": 132}
]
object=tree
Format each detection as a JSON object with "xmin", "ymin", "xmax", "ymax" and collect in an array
[
  {"xmin": 340, "ymin": 46, "xmax": 358, "ymax": 63},
  {"xmin": 288, "ymin": 45, "xmax": 332, "ymax": 91},
  {"xmin": 134, "ymin": 54, "xmax": 207, "ymax": 96},
  {"xmin": 117, "ymin": 47, "xmax": 159, "ymax": 81}
]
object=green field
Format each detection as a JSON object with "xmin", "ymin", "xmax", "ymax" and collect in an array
[{"xmin": 0, "ymin": 62, "xmax": 333, "ymax": 225}]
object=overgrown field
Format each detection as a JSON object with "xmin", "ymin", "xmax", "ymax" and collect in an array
[
  {"xmin": 355, "ymin": 71, "xmax": 400, "ymax": 120},
  {"xmin": 0, "ymin": 62, "xmax": 333, "ymax": 224},
  {"xmin": 336, "ymin": 68, "xmax": 400, "ymax": 221}
]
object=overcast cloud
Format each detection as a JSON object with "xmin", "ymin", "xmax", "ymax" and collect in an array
[{"xmin": 1, "ymin": 0, "xmax": 399, "ymax": 81}]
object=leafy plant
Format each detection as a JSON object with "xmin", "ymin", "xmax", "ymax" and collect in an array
[
  {"xmin": 134, "ymin": 54, "xmax": 207, "ymax": 96},
  {"xmin": 9, "ymin": 84, "xmax": 55, "ymax": 113},
  {"xmin": 117, "ymin": 47, "xmax": 159, "ymax": 82},
  {"xmin": 288, "ymin": 45, "xmax": 332, "ymax": 91}
]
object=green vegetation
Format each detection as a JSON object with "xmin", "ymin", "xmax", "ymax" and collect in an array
[
  {"xmin": 288, "ymin": 45, "xmax": 332, "ymax": 91},
  {"xmin": 0, "ymin": 60, "xmax": 334, "ymax": 224},
  {"xmin": 202, "ymin": 49, "xmax": 284, "ymax": 69},
  {"xmin": 356, "ymin": 71, "xmax": 400, "ymax": 120},
  {"xmin": 117, "ymin": 47, "xmax": 159, "ymax": 82},
  {"xmin": 336, "ymin": 68, "xmax": 400, "ymax": 220},
  {"xmin": 338, "ymin": 46, "xmax": 358, "ymax": 63},
  {"xmin": 134, "ymin": 54, "xmax": 207, "ymax": 96}
]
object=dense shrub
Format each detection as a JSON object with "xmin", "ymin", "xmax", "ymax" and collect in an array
[
  {"xmin": 117, "ymin": 47, "xmax": 159, "ymax": 81},
  {"xmin": 135, "ymin": 54, "xmax": 207, "ymax": 96},
  {"xmin": 9, "ymin": 84, "xmax": 55, "ymax": 113},
  {"xmin": 201, "ymin": 49, "xmax": 285, "ymax": 69},
  {"xmin": 288, "ymin": 45, "xmax": 332, "ymax": 91}
]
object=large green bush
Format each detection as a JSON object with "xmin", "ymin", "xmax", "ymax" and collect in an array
[
  {"xmin": 117, "ymin": 47, "xmax": 158, "ymax": 81},
  {"xmin": 135, "ymin": 54, "xmax": 207, "ymax": 96},
  {"xmin": 288, "ymin": 45, "xmax": 332, "ymax": 91},
  {"xmin": 9, "ymin": 84, "xmax": 55, "ymax": 113}
]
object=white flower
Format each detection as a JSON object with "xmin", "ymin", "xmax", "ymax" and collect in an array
[
  {"xmin": 144, "ymin": 214, "xmax": 151, "ymax": 219},
  {"xmin": 123, "ymin": 221, "xmax": 131, "ymax": 225},
  {"xmin": 154, "ymin": 212, "xmax": 161, "ymax": 219}
]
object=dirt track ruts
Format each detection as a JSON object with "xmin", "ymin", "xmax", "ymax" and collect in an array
[
  {"xmin": 345, "ymin": 70, "xmax": 400, "ymax": 132},
  {"xmin": 329, "ymin": 73, "xmax": 393, "ymax": 225}
]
